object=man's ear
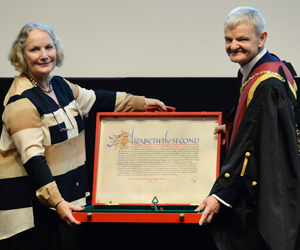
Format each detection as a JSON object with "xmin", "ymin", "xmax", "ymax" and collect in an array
[{"xmin": 259, "ymin": 31, "xmax": 267, "ymax": 48}]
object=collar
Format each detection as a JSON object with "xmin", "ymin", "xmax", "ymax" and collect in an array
[{"xmin": 240, "ymin": 48, "xmax": 267, "ymax": 84}]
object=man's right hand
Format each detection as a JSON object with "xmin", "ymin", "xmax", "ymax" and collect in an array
[{"xmin": 195, "ymin": 195, "xmax": 221, "ymax": 226}]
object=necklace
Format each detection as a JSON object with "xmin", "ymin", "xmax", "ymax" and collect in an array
[
  {"xmin": 240, "ymin": 70, "xmax": 285, "ymax": 94},
  {"xmin": 24, "ymin": 71, "xmax": 53, "ymax": 93}
]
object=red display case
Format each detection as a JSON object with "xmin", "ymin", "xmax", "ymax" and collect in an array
[{"xmin": 73, "ymin": 111, "xmax": 222, "ymax": 223}]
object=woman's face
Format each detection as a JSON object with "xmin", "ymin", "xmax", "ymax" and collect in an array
[{"xmin": 24, "ymin": 29, "xmax": 56, "ymax": 80}]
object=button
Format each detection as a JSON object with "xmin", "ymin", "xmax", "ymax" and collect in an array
[
  {"xmin": 245, "ymin": 152, "xmax": 251, "ymax": 157},
  {"xmin": 252, "ymin": 181, "xmax": 257, "ymax": 186},
  {"xmin": 224, "ymin": 173, "xmax": 230, "ymax": 178}
]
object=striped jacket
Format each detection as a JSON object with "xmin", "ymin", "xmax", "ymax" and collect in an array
[{"xmin": 0, "ymin": 75, "xmax": 144, "ymax": 239}]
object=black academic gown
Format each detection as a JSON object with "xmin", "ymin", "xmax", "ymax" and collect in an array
[{"xmin": 209, "ymin": 54, "xmax": 300, "ymax": 250}]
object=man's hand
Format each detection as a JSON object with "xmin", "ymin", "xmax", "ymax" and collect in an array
[
  {"xmin": 144, "ymin": 98, "xmax": 166, "ymax": 111},
  {"xmin": 195, "ymin": 195, "xmax": 221, "ymax": 226},
  {"xmin": 56, "ymin": 200, "xmax": 84, "ymax": 226},
  {"xmin": 213, "ymin": 124, "xmax": 226, "ymax": 145}
]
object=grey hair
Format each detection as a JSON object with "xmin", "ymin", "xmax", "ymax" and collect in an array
[
  {"xmin": 224, "ymin": 7, "xmax": 265, "ymax": 36},
  {"xmin": 8, "ymin": 22, "xmax": 64, "ymax": 73}
]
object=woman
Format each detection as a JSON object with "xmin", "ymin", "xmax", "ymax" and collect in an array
[{"xmin": 0, "ymin": 22, "xmax": 166, "ymax": 249}]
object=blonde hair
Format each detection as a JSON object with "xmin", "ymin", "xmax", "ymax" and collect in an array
[
  {"xmin": 224, "ymin": 7, "xmax": 265, "ymax": 36},
  {"xmin": 8, "ymin": 22, "xmax": 64, "ymax": 73}
]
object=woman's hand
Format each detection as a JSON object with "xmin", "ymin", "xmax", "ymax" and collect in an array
[
  {"xmin": 144, "ymin": 98, "xmax": 166, "ymax": 111},
  {"xmin": 55, "ymin": 200, "xmax": 84, "ymax": 226}
]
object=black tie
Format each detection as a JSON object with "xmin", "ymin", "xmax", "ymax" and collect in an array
[{"xmin": 237, "ymin": 69, "xmax": 243, "ymax": 87}]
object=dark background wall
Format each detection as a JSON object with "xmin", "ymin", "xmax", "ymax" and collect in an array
[{"xmin": 2, "ymin": 77, "xmax": 297, "ymax": 249}]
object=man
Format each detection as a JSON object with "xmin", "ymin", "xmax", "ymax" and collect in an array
[{"xmin": 196, "ymin": 7, "xmax": 300, "ymax": 250}]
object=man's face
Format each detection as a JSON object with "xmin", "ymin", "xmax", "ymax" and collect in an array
[{"xmin": 224, "ymin": 22, "xmax": 266, "ymax": 67}]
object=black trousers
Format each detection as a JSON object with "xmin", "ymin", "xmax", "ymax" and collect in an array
[{"xmin": 0, "ymin": 199, "xmax": 84, "ymax": 250}]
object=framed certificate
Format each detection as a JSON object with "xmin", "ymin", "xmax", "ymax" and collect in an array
[{"xmin": 73, "ymin": 111, "xmax": 222, "ymax": 223}]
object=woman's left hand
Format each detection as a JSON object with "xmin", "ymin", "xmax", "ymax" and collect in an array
[{"xmin": 144, "ymin": 98, "xmax": 166, "ymax": 111}]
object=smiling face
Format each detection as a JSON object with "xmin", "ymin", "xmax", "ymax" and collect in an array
[
  {"xmin": 224, "ymin": 22, "xmax": 267, "ymax": 67},
  {"xmin": 24, "ymin": 29, "xmax": 57, "ymax": 81}
]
